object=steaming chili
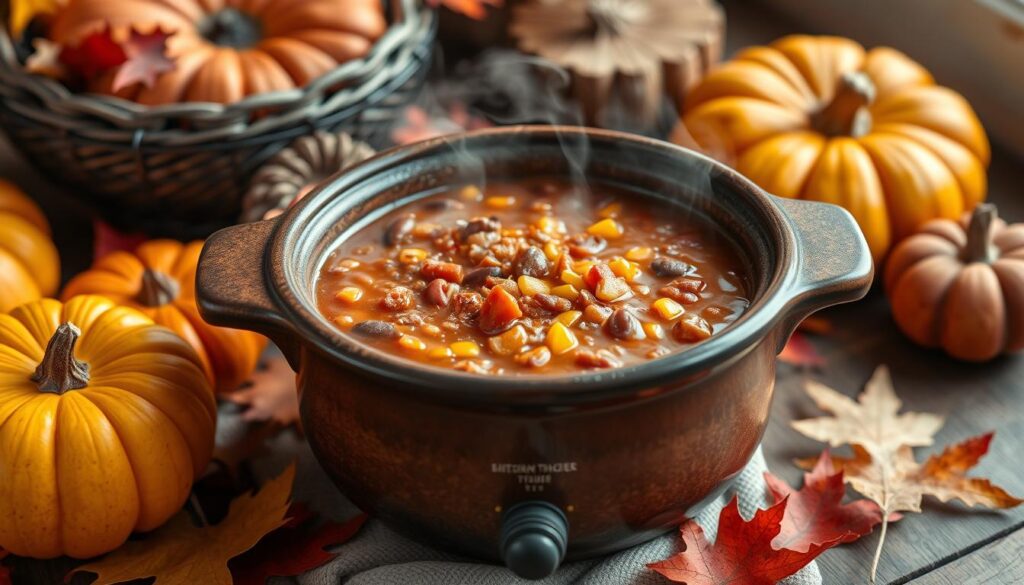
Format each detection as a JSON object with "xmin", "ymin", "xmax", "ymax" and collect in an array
[{"xmin": 316, "ymin": 179, "xmax": 749, "ymax": 374}]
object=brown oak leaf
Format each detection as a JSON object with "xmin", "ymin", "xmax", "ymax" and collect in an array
[
  {"xmin": 648, "ymin": 496, "xmax": 842, "ymax": 585},
  {"xmin": 70, "ymin": 465, "xmax": 296, "ymax": 585},
  {"xmin": 765, "ymin": 451, "xmax": 886, "ymax": 552},
  {"xmin": 112, "ymin": 29, "xmax": 176, "ymax": 91}
]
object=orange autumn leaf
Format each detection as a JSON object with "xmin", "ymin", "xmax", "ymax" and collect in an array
[
  {"xmin": 648, "ymin": 497, "xmax": 841, "ymax": 585},
  {"xmin": 71, "ymin": 465, "xmax": 296, "ymax": 585}
]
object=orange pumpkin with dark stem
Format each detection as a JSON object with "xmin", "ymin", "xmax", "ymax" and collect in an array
[
  {"xmin": 679, "ymin": 35, "xmax": 990, "ymax": 263},
  {"xmin": 49, "ymin": 0, "xmax": 387, "ymax": 104},
  {"xmin": 885, "ymin": 204, "xmax": 1024, "ymax": 362},
  {"xmin": 62, "ymin": 240, "xmax": 266, "ymax": 392},
  {"xmin": 0, "ymin": 179, "xmax": 60, "ymax": 312}
]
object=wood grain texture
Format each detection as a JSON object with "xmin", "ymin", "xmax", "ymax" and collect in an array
[{"xmin": 908, "ymin": 529, "xmax": 1024, "ymax": 585}]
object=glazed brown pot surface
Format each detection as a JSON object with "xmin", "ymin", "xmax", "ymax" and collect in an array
[{"xmin": 197, "ymin": 126, "xmax": 872, "ymax": 579}]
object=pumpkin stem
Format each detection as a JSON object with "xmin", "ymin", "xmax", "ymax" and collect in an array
[
  {"xmin": 199, "ymin": 8, "xmax": 262, "ymax": 48},
  {"xmin": 812, "ymin": 71, "xmax": 876, "ymax": 138},
  {"xmin": 965, "ymin": 203, "xmax": 999, "ymax": 264},
  {"xmin": 137, "ymin": 269, "xmax": 180, "ymax": 307},
  {"xmin": 32, "ymin": 322, "xmax": 90, "ymax": 394},
  {"xmin": 585, "ymin": 0, "xmax": 645, "ymax": 35}
]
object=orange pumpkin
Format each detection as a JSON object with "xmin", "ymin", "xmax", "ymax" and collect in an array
[
  {"xmin": 679, "ymin": 35, "xmax": 990, "ymax": 263},
  {"xmin": 62, "ymin": 240, "xmax": 266, "ymax": 392},
  {"xmin": 885, "ymin": 204, "xmax": 1024, "ymax": 362},
  {"xmin": 0, "ymin": 179, "xmax": 60, "ymax": 312},
  {"xmin": 0, "ymin": 295, "xmax": 215, "ymax": 558},
  {"xmin": 50, "ymin": 0, "xmax": 387, "ymax": 104}
]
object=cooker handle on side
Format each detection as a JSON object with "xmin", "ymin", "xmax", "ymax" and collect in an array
[
  {"xmin": 196, "ymin": 219, "xmax": 301, "ymax": 369},
  {"xmin": 772, "ymin": 197, "xmax": 874, "ymax": 353}
]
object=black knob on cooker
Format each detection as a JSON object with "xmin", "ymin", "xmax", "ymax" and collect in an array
[{"xmin": 499, "ymin": 501, "xmax": 569, "ymax": 580}]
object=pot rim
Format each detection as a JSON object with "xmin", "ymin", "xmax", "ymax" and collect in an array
[{"xmin": 267, "ymin": 126, "xmax": 801, "ymax": 405}]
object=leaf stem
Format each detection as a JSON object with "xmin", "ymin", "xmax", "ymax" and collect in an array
[{"xmin": 870, "ymin": 512, "xmax": 888, "ymax": 584}]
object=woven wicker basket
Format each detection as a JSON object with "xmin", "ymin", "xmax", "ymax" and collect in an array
[{"xmin": 0, "ymin": 0, "xmax": 436, "ymax": 239}]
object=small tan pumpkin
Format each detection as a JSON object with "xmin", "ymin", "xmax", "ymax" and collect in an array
[
  {"xmin": 885, "ymin": 204, "xmax": 1024, "ymax": 362},
  {"xmin": 50, "ymin": 0, "xmax": 387, "ymax": 104}
]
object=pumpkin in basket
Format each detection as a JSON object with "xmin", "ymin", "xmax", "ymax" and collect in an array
[
  {"xmin": 49, "ymin": 0, "xmax": 387, "ymax": 104},
  {"xmin": 885, "ymin": 204, "xmax": 1024, "ymax": 362},
  {"xmin": 0, "ymin": 179, "xmax": 60, "ymax": 312},
  {"xmin": 678, "ymin": 35, "xmax": 990, "ymax": 263},
  {"xmin": 0, "ymin": 295, "xmax": 216, "ymax": 559},
  {"xmin": 63, "ymin": 240, "xmax": 266, "ymax": 392}
]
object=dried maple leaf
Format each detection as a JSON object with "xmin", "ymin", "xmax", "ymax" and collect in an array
[
  {"xmin": 427, "ymin": 0, "xmax": 503, "ymax": 20},
  {"xmin": 9, "ymin": 0, "xmax": 61, "ymax": 38},
  {"xmin": 229, "ymin": 504, "xmax": 367, "ymax": 584},
  {"xmin": 59, "ymin": 27, "xmax": 127, "ymax": 79},
  {"xmin": 648, "ymin": 496, "xmax": 841, "ymax": 585},
  {"xmin": 25, "ymin": 38, "xmax": 67, "ymax": 79},
  {"xmin": 71, "ymin": 465, "xmax": 296, "ymax": 585},
  {"xmin": 791, "ymin": 365, "xmax": 944, "ymax": 459},
  {"xmin": 764, "ymin": 451, "xmax": 886, "ymax": 552},
  {"xmin": 112, "ymin": 28, "xmax": 176, "ymax": 92},
  {"xmin": 778, "ymin": 332, "xmax": 824, "ymax": 368},
  {"xmin": 223, "ymin": 355, "xmax": 300, "ymax": 427}
]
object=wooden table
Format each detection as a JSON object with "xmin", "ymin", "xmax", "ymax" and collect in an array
[{"xmin": 2, "ymin": 3, "xmax": 1023, "ymax": 583}]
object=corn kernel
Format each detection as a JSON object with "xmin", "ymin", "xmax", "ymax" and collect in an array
[
  {"xmin": 545, "ymin": 322, "xmax": 579, "ymax": 355},
  {"xmin": 335, "ymin": 287, "xmax": 363, "ymax": 304},
  {"xmin": 587, "ymin": 218, "xmax": 624, "ymax": 239},
  {"xmin": 625, "ymin": 247, "xmax": 653, "ymax": 261},
  {"xmin": 460, "ymin": 185, "xmax": 483, "ymax": 201},
  {"xmin": 334, "ymin": 315, "xmax": 354, "ymax": 327},
  {"xmin": 572, "ymin": 260, "xmax": 595, "ymax": 275},
  {"xmin": 536, "ymin": 216, "xmax": 566, "ymax": 235},
  {"xmin": 643, "ymin": 322, "xmax": 665, "ymax": 340},
  {"xmin": 428, "ymin": 347, "xmax": 453, "ymax": 360},
  {"xmin": 598, "ymin": 202, "xmax": 623, "ymax": 218},
  {"xmin": 561, "ymin": 270, "xmax": 586, "ymax": 289},
  {"xmin": 398, "ymin": 335, "xmax": 426, "ymax": 351},
  {"xmin": 398, "ymin": 248, "xmax": 427, "ymax": 264},
  {"xmin": 550, "ymin": 284, "xmax": 580, "ymax": 301},
  {"xmin": 608, "ymin": 257, "xmax": 641, "ymax": 282},
  {"xmin": 422, "ymin": 324, "xmax": 442, "ymax": 337},
  {"xmin": 450, "ymin": 341, "xmax": 481, "ymax": 358},
  {"xmin": 485, "ymin": 196, "xmax": 516, "ymax": 209},
  {"xmin": 651, "ymin": 297, "xmax": 685, "ymax": 321},
  {"xmin": 556, "ymin": 310, "xmax": 582, "ymax": 327},
  {"xmin": 543, "ymin": 241, "xmax": 562, "ymax": 261},
  {"xmin": 518, "ymin": 275, "xmax": 551, "ymax": 296}
]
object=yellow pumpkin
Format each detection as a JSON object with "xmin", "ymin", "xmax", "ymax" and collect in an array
[
  {"xmin": 62, "ymin": 240, "xmax": 266, "ymax": 393},
  {"xmin": 0, "ymin": 295, "xmax": 216, "ymax": 559},
  {"xmin": 679, "ymin": 35, "xmax": 990, "ymax": 263},
  {"xmin": 0, "ymin": 179, "xmax": 60, "ymax": 311}
]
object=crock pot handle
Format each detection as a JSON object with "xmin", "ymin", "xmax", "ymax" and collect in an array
[
  {"xmin": 196, "ymin": 219, "xmax": 301, "ymax": 369},
  {"xmin": 772, "ymin": 197, "xmax": 874, "ymax": 353}
]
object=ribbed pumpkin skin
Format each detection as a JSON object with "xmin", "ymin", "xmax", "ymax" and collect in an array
[
  {"xmin": 62, "ymin": 240, "xmax": 267, "ymax": 393},
  {"xmin": 885, "ymin": 207, "xmax": 1024, "ymax": 362},
  {"xmin": 681, "ymin": 35, "xmax": 990, "ymax": 264},
  {"xmin": 0, "ymin": 179, "xmax": 60, "ymax": 312},
  {"xmin": 0, "ymin": 296, "xmax": 216, "ymax": 559},
  {"xmin": 50, "ymin": 0, "xmax": 387, "ymax": 104}
]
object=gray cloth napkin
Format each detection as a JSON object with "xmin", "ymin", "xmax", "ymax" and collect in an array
[{"xmin": 219, "ymin": 410, "xmax": 822, "ymax": 585}]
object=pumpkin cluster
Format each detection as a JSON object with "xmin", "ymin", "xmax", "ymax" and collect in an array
[
  {"xmin": 45, "ymin": 0, "xmax": 387, "ymax": 104},
  {"xmin": 679, "ymin": 35, "xmax": 990, "ymax": 263}
]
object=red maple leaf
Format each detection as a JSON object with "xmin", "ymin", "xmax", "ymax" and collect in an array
[
  {"xmin": 112, "ymin": 28, "xmax": 176, "ymax": 91},
  {"xmin": 59, "ymin": 27, "xmax": 126, "ymax": 79},
  {"xmin": 229, "ymin": 504, "xmax": 367, "ymax": 584},
  {"xmin": 764, "ymin": 451, "xmax": 887, "ymax": 552},
  {"xmin": 779, "ymin": 332, "xmax": 824, "ymax": 368},
  {"xmin": 648, "ymin": 497, "xmax": 841, "ymax": 585}
]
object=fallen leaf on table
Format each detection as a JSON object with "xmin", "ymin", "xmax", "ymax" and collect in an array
[
  {"xmin": 426, "ymin": 0, "xmax": 503, "ymax": 20},
  {"xmin": 112, "ymin": 29, "xmax": 176, "ymax": 91},
  {"xmin": 9, "ymin": 0, "xmax": 61, "ymax": 38},
  {"xmin": 764, "ymin": 450, "xmax": 886, "ymax": 552},
  {"xmin": 71, "ymin": 465, "xmax": 296, "ymax": 585},
  {"xmin": 223, "ymin": 355, "xmax": 300, "ymax": 427},
  {"xmin": 648, "ymin": 497, "xmax": 842, "ymax": 585},
  {"xmin": 791, "ymin": 365, "xmax": 944, "ymax": 458},
  {"xmin": 778, "ymin": 332, "xmax": 824, "ymax": 368},
  {"xmin": 229, "ymin": 504, "xmax": 367, "ymax": 584},
  {"xmin": 59, "ymin": 27, "xmax": 127, "ymax": 79}
]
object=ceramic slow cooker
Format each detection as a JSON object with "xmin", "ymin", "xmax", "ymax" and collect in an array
[{"xmin": 196, "ymin": 126, "xmax": 872, "ymax": 580}]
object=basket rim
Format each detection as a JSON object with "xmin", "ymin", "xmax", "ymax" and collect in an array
[{"xmin": 0, "ymin": 0, "xmax": 436, "ymax": 145}]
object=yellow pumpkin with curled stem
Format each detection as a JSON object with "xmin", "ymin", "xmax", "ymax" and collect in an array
[
  {"xmin": 0, "ymin": 295, "xmax": 216, "ymax": 559},
  {"xmin": 0, "ymin": 179, "xmax": 60, "ymax": 311},
  {"xmin": 679, "ymin": 35, "xmax": 990, "ymax": 263}
]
